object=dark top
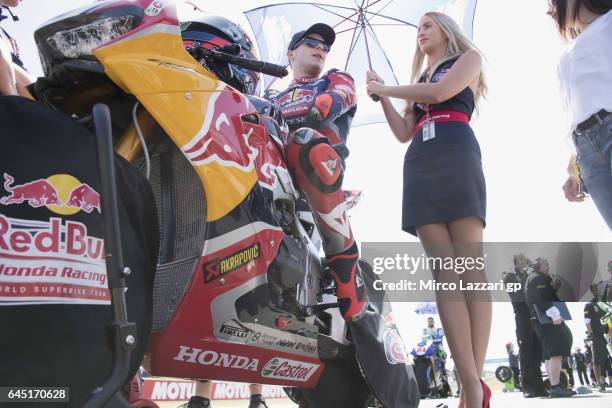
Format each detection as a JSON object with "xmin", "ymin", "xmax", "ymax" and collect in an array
[
  {"xmin": 595, "ymin": 279, "xmax": 612, "ymax": 302},
  {"xmin": 413, "ymin": 56, "xmax": 475, "ymax": 123},
  {"xmin": 584, "ymin": 301, "xmax": 605, "ymax": 336},
  {"xmin": 585, "ymin": 344, "xmax": 593, "ymax": 361},
  {"xmin": 525, "ymin": 271, "xmax": 561, "ymax": 321},
  {"xmin": 508, "ymin": 351, "xmax": 519, "ymax": 368},
  {"xmin": 504, "ymin": 268, "xmax": 529, "ymax": 303},
  {"xmin": 504, "ymin": 268, "xmax": 530, "ymax": 316},
  {"xmin": 574, "ymin": 351, "xmax": 587, "ymax": 367}
]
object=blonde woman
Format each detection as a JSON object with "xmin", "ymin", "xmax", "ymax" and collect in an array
[{"xmin": 366, "ymin": 12, "xmax": 490, "ymax": 408}]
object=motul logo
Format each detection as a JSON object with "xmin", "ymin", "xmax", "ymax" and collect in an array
[
  {"xmin": 173, "ymin": 346, "xmax": 259, "ymax": 372},
  {"xmin": 0, "ymin": 215, "xmax": 104, "ymax": 262},
  {"xmin": 261, "ymin": 358, "xmax": 319, "ymax": 382},
  {"xmin": 150, "ymin": 381, "xmax": 195, "ymax": 401}
]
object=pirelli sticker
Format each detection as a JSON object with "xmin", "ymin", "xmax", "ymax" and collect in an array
[{"xmin": 204, "ymin": 243, "xmax": 261, "ymax": 283}]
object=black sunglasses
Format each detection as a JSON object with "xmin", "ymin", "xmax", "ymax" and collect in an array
[{"xmin": 293, "ymin": 37, "xmax": 330, "ymax": 52}]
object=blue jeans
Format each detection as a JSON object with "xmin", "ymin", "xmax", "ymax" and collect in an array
[{"xmin": 574, "ymin": 114, "xmax": 612, "ymax": 230}]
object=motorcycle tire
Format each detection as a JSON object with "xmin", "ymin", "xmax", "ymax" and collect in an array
[
  {"xmin": 413, "ymin": 359, "xmax": 430, "ymax": 397},
  {"xmin": 495, "ymin": 365, "xmax": 513, "ymax": 383}
]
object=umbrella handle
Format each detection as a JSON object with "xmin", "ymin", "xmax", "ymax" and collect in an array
[{"xmin": 370, "ymin": 94, "xmax": 380, "ymax": 102}]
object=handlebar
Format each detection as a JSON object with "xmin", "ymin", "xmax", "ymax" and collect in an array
[{"xmin": 192, "ymin": 45, "xmax": 288, "ymax": 78}]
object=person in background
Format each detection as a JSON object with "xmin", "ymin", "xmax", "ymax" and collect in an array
[
  {"xmin": 585, "ymin": 339, "xmax": 598, "ymax": 385},
  {"xmin": 603, "ymin": 355, "xmax": 612, "ymax": 386},
  {"xmin": 593, "ymin": 260, "xmax": 612, "ymax": 302},
  {"xmin": 525, "ymin": 258, "xmax": 575, "ymax": 398},
  {"xmin": 574, "ymin": 347, "xmax": 591, "ymax": 386},
  {"xmin": 584, "ymin": 288, "xmax": 612, "ymax": 392},
  {"xmin": 562, "ymin": 354, "xmax": 576, "ymax": 388},
  {"xmin": 503, "ymin": 254, "xmax": 547, "ymax": 398},
  {"xmin": 546, "ymin": 0, "xmax": 612, "ymax": 230},
  {"xmin": 422, "ymin": 317, "xmax": 444, "ymax": 343},
  {"xmin": 182, "ymin": 382, "xmax": 269, "ymax": 408},
  {"xmin": 506, "ymin": 342, "xmax": 521, "ymax": 391},
  {"xmin": 0, "ymin": 0, "xmax": 32, "ymax": 96}
]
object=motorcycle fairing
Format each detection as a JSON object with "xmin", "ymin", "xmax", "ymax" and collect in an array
[
  {"xmin": 149, "ymin": 264, "xmax": 327, "ymax": 386},
  {"xmin": 213, "ymin": 320, "xmax": 319, "ymax": 359},
  {"xmin": 91, "ymin": 1, "xmax": 260, "ymax": 222}
]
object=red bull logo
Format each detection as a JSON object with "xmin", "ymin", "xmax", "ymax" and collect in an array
[
  {"xmin": 1, "ymin": 173, "xmax": 62, "ymax": 208},
  {"xmin": 182, "ymin": 85, "xmax": 258, "ymax": 172},
  {"xmin": 65, "ymin": 183, "xmax": 101, "ymax": 214},
  {"xmin": 1, "ymin": 173, "xmax": 101, "ymax": 215},
  {"xmin": 383, "ymin": 327, "xmax": 408, "ymax": 365}
]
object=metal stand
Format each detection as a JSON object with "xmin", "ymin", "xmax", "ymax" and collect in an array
[{"xmin": 83, "ymin": 104, "xmax": 137, "ymax": 408}]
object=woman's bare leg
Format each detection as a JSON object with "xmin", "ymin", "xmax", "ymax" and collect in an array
[
  {"xmin": 448, "ymin": 217, "xmax": 491, "ymax": 376},
  {"xmin": 417, "ymin": 223, "xmax": 482, "ymax": 408}
]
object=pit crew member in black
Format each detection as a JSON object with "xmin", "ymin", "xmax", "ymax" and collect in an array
[
  {"xmin": 265, "ymin": 23, "xmax": 365, "ymax": 321},
  {"xmin": 573, "ymin": 347, "xmax": 590, "ymax": 386},
  {"xmin": 525, "ymin": 258, "xmax": 574, "ymax": 398},
  {"xmin": 503, "ymin": 254, "xmax": 546, "ymax": 397},
  {"xmin": 584, "ymin": 289, "xmax": 611, "ymax": 392}
]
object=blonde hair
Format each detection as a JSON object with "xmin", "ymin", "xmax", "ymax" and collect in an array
[{"xmin": 404, "ymin": 12, "xmax": 487, "ymax": 116}]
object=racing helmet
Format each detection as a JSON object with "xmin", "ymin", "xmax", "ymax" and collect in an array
[{"xmin": 181, "ymin": 15, "xmax": 260, "ymax": 96}]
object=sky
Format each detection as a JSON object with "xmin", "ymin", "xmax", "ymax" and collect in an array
[{"xmin": 3, "ymin": 0, "xmax": 610, "ymax": 365}]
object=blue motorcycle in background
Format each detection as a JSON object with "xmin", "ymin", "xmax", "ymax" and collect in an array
[{"xmin": 410, "ymin": 332, "xmax": 452, "ymax": 399}]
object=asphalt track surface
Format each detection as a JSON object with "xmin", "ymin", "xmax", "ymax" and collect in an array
[{"xmin": 155, "ymin": 388, "xmax": 612, "ymax": 408}]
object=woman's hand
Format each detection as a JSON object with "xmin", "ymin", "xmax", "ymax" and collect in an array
[
  {"xmin": 562, "ymin": 154, "xmax": 586, "ymax": 202},
  {"xmin": 366, "ymin": 70, "xmax": 386, "ymax": 97},
  {"xmin": 562, "ymin": 176, "xmax": 585, "ymax": 202},
  {"xmin": 366, "ymin": 80, "xmax": 385, "ymax": 97},
  {"xmin": 366, "ymin": 70, "xmax": 384, "ymax": 84}
]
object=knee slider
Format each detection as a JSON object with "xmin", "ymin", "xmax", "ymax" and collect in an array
[{"xmin": 299, "ymin": 138, "xmax": 344, "ymax": 194}]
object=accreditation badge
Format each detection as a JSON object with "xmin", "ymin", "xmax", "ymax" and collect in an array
[{"xmin": 422, "ymin": 119, "xmax": 436, "ymax": 141}]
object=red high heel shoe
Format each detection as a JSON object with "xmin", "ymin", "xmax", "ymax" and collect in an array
[{"xmin": 480, "ymin": 379, "xmax": 491, "ymax": 408}]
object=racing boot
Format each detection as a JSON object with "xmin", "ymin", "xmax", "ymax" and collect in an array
[
  {"xmin": 549, "ymin": 385, "xmax": 575, "ymax": 398},
  {"xmin": 325, "ymin": 241, "xmax": 367, "ymax": 321},
  {"xmin": 180, "ymin": 396, "xmax": 211, "ymax": 408},
  {"xmin": 248, "ymin": 394, "xmax": 269, "ymax": 408}
]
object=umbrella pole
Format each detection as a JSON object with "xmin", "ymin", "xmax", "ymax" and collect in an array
[{"xmin": 361, "ymin": 13, "xmax": 380, "ymax": 102}]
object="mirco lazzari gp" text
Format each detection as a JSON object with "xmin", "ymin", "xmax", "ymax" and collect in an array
[{"xmin": 370, "ymin": 254, "xmax": 522, "ymax": 293}]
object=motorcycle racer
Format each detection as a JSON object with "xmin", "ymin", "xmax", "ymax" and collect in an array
[{"xmin": 265, "ymin": 23, "xmax": 366, "ymax": 321}]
